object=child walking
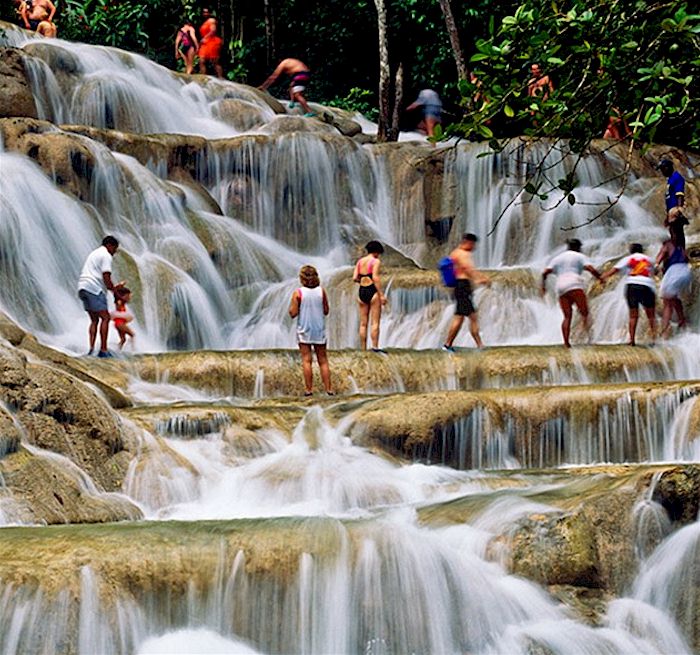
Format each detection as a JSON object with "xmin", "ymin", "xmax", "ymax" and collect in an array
[
  {"xmin": 288, "ymin": 265, "xmax": 333, "ymax": 396},
  {"xmin": 112, "ymin": 287, "xmax": 135, "ymax": 350}
]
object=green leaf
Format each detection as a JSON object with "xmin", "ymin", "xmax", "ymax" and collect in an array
[
  {"xmin": 504, "ymin": 104, "xmax": 515, "ymax": 117},
  {"xmin": 567, "ymin": 194, "xmax": 576, "ymax": 205}
]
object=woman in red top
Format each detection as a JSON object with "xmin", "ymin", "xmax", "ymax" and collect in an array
[{"xmin": 198, "ymin": 8, "xmax": 223, "ymax": 78}]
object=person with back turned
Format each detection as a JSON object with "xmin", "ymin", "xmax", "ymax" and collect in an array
[
  {"xmin": 198, "ymin": 8, "xmax": 223, "ymax": 78},
  {"xmin": 77, "ymin": 236, "xmax": 124, "ymax": 358},
  {"xmin": 542, "ymin": 239, "xmax": 602, "ymax": 348},
  {"xmin": 658, "ymin": 159, "xmax": 688, "ymax": 249},
  {"xmin": 442, "ymin": 233, "xmax": 491, "ymax": 351}
]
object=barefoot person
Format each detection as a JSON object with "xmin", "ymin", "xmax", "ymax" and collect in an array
[
  {"xmin": 542, "ymin": 239, "xmax": 602, "ymax": 347},
  {"xmin": 77, "ymin": 236, "xmax": 124, "ymax": 358},
  {"xmin": 658, "ymin": 159, "xmax": 688, "ymax": 249},
  {"xmin": 198, "ymin": 8, "xmax": 223, "ymax": 78},
  {"xmin": 259, "ymin": 58, "xmax": 314, "ymax": 115},
  {"xmin": 353, "ymin": 241, "xmax": 387, "ymax": 352},
  {"xmin": 175, "ymin": 19, "xmax": 199, "ymax": 75},
  {"xmin": 288, "ymin": 265, "xmax": 333, "ymax": 396},
  {"xmin": 600, "ymin": 243, "xmax": 657, "ymax": 346},
  {"xmin": 112, "ymin": 287, "xmax": 135, "ymax": 350},
  {"xmin": 406, "ymin": 89, "xmax": 442, "ymax": 139},
  {"xmin": 442, "ymin": 233, "xmax": 491, "ymax": 351},
  {"xmin": 656, "ymin": 238, "xmax": 691, "ymax": 337}
]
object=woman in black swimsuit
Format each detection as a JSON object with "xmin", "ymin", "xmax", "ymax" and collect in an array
[
  {"xmin": 175, "ymin": 19, "xmax": 199, "ymax": 75},
  {"xmin": 353, "ymin": 241, "xmax": 387, "ymax": 352}
]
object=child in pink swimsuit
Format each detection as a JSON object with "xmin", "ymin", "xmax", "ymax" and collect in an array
[{"xmin": 112, "ymin": 287, "xmax": 135, "ymax": 350}]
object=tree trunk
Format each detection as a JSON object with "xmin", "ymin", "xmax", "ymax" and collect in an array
[
  {"xmin": 263, "ymin": 0, "xmax": 276, "ymax": 66},
  {"xmin": 390, "ymin": 61, "xmax": 403, "ymax": 140},
  {"xmin": 438, "ymin": 0, "xmax": 468, "ymax": 81},
  {"xmin": 373, "ymin": 0, "xmax": 392, "ymax": 142}
]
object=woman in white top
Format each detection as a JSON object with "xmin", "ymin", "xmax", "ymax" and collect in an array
[{"xmin": 288, "ymin": 265, "xmax": 333, "ymax": 396}]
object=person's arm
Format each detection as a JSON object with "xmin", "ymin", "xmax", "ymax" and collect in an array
[
  {"xmin": 322, "ymin": 289, "xmax": 329, "ymax": 316},
  {"xmin": 371, "ymin": 260, "xmax": 387, "ymax": 305},
  {"xmin": 541, "ymin": 267, "xmax": 553, "ymax": 295},
  {"xmin": 46, "ymin": 0, "xmax": 55, "ymax": 22},
  {"xmin": 352, "ymin": 261, "xmax": 360, "ymax": 283},
  {"xmin": 191, "ymin": 28, "xmax": 199, "ymax": 51},
  {"xmin": 600, "ymin": 267, "xmax": 619, "ymax": 283},
  {"xmin": 102, "ymin": 272, "xmax": 125, "ymax": 292},
  {"xmin": 288, "ymin": 289, "xmax": 300, "ymax": 318},
  {"xmin": 584, "ymin": 264, "xmax": 602, "ymax": 281},
  {"xmin": 20, "ymin": 2, "xmax": 30, "ymax": 28},
  {"xmin": 406, "ymin": 101, "xmax": 420, "ymax": 112},
  {"xmin": 655, "ymin": 243, "xmax": 670, "ymax": 268},
  {"xmin": 260, "ymin": 62, "xmax": 284, "ymax": 90},
  {"xmin": 175, "ymin": 31, "xmax": 182, "ymax": 58},
  {"xmin": 547, "ymin": 75, "xmax": 554, "ymax": 93}
]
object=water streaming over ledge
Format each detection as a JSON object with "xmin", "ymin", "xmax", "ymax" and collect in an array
[{"xmin": 0, "ymin": 24, "xmax": 699, "ymax": 655}]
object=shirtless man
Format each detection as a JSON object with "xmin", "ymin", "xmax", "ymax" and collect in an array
[
  {"xmin": 259, "ymin": 58, "xmax": 314, "ymax": 115},
  {"xmin": 20, "ymin": 0, "xmax": 55, "ymax": 32},
  {"xmin": 442, "ymin": 233, "xmax": 491, "ymax": 351},
  {"xmin": 527, "ymin": 63, "xmax": 554, "ymax": 100}
]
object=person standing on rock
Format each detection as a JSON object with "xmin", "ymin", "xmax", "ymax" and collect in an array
[
  {"xmin": 77, "ymin": 236, "xmax": 124, "ymax": 358},
  {"xmin": 175, "ymin": 19, "xmax": 199, "ymax": 75},
  {"xmin": 600, "ymin": 243, "xmax": 657, "ymax": 346},
  {"xmin": 259, "ymin": 58, "xmax": 314, "ymax": 116},
  {"xmin": 353, "ymin": 240, "xmax": 387, "ymax": 353},
  {"xmin": 406, "ymin": 89, "xmax": 442, "ymax": 139},
  {"xmin": 658, "ymin": 159, "xmax": 688, "ymax": 249},
  {"xmin": 442, "ymin": 233, "xmax": 491, "ymax": 352},
  {"xmin": 655, "ymin": 238, "xmax": 691, "ymax": 337},
  {"xmin": 19, "ymin": 0, "xmax": 55, "ymax": 32},
  {"xmin": 198, "ymin": 8, "xmax": 223, "ymax": 78},
  {"xmin": 541, "ymin": 239, "xmax": 602, "ymax": 348},
  {"xmin": 288, "ymin": 265, "xmax": 333, "ymax": 396}
]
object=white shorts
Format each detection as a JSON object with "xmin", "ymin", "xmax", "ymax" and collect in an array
[{"xmin": 660, "ymin": 263, "xmax": 692, "ymax": 299}]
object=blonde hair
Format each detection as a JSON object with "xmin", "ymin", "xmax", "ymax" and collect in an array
[{"xmin": 299, "ymin": 265, "xmax": 320, "ymax": 288}]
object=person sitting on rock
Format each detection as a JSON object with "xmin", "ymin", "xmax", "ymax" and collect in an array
[
  {"xmin": 259, "ymin": 58, "xmax": 314, "ymax": 116},
  {"xmin": 19, "ymin": 0, "xmax": 55, "ymax": 32}
]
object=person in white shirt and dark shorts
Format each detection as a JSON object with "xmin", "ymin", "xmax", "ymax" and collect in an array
[
  {"xmin": 542, "ymin": 239, "xmax": 602, "ymax": 348},
  {"xmin": 601, "ymin": 243, "xmax": 658, "ymax": 346},
  {"xmin": 77, "ymin": 235, "xmax": 123, "ymax": 358}
]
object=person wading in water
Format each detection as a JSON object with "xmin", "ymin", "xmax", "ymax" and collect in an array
[{"xmin": 353, "ymin": 241, "xmax": 387, "ymax": 353}]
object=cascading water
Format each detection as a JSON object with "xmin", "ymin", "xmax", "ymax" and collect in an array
[{"xmin": 0, "ymin": 24, "xmax": 698, "ymax": 655}]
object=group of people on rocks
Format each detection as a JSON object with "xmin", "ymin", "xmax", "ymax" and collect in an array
[{"xmin": 77, "ymin": 160, "xmax": 692, "ymax": 394}]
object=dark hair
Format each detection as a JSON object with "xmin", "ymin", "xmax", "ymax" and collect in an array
[
  {"xmin": 657, "ymin": 159, "xmax": 673, "ymax": 172},
  {"xmin": 462, "ymin": 233, "xmax": 478, "ymax": 243},
  {"xmin": 102, "ymin": 235, "xmax": 119, "ymax": 248},
  {"xmin": 115, "ymin": 287, "xmax": 131, "ymax": 300},
  {"xmin": 567, "ymin": 238, "xmax": 582, "ymax": 252},
  {"xmin": 366, "ymin": 240, "xmax": 384, "ymax": 255},
  {"xmin": 629, "ymin": 243, "xmax": 644, "ymax": 254}
]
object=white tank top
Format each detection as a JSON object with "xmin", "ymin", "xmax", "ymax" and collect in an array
[{"xmin": 296, "ymin": 286, "xmax": 326, "ymax": 344}]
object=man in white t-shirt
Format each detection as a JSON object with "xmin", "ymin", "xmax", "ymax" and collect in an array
[
  {"xmin": 77, "ymin": 235, "xmax": 123, "ymax": 357},
  {"xmin": 600, "ymin": 243, "xmax": 657, "ymax": 346},
  {"xmin": 542, "ymin": 238, "xmax": 602, "ymax": 347}
]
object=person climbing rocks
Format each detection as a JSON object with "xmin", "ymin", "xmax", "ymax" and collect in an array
[
  {"xmin": 406, "ymin": 89, "xmax": 442, "ymax": 139},
  {"xmin": 600, "ymin": 243, "xmax": 657, "ymax": 346},
  {"xmin": 541, "ymin": 238, "xmax": 602, "ymax": 348},
  {"xmin": 77, "ymin": 235, "xmax": 125, "ymax": 358},
  {"xmin": 288, "ymin": 265, "xmax": 333, "ymax": 396},
  {"xmin": 36, "ymin": 18, "xmax": 56, "ymax": 37},
  {"xmin": 175, "ymin": 19, "xmax": 199, "ymax": 75},
  {"xmin": 198, "ymin": 8, "xmax": 223, "ymax": 78},
  {"xmin": 658, "ymin": 159, "xmax": 688, "ymax": 249},
  {"xmin": 112, "ymin": 286, "xmax": 135, "ymax": 351},
  {"xmin": 259, "ymin": 58, "xmax": 314, "ymax": 116},
  {"xmin": 527, "ymin": 63, "xmax": 554, "ymax": 100},
  {"xmin": 655, "ymin": 238, "xmax": 691, "ymax": 338},
  {"xmin": 353, "ymin": 240, "xmax": 387, "ymax": 353},
  {"xmin": 442, "ymin": 233, "xmax": 491, "ymax": 351}
]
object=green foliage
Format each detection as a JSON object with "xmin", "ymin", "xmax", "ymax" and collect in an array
[
  {"xmin": 453, "ymin": 0, "xmax": 700, "ymax": 150},
  {"xmin": 326, "ymin": 87, "xmax": 378, "ymax": 121},
  {"xmin": 227, "ymin": 39, "xmax": 248, "ymax": 83}
]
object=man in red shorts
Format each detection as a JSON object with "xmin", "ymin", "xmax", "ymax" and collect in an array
[{"xmin": 542, "ymin": 238, "xmax": 602, "ymax": 348}]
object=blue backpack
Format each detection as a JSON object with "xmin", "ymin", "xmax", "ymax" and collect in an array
[{"xmin": 438, "ymin": 256, "xmax": 457, "ymax": 287}]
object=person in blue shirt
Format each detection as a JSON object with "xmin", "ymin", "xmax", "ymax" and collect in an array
[{"xmin": 658, "ymin": 159, "xmax": 688, "ymax": 248}]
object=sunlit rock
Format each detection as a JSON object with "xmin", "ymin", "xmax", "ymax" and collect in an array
[{"xmin": 0, "ymin": 47, "xmax": 38, "ymax": 119}]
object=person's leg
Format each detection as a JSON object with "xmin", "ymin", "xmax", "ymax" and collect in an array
[
  {"xmin": 294, "ymin": 91, "xmax": 312, "ymax": 114},
  {"xmin": 314, "ymin": 344, "xmax": 332, "ymax": 394},
  {"xmin": 118, "ymin": 328, "xmax": 126, "ymax": 350},
  {"xmin": 644, "ymin": 306, "xmax": 657, "ymax": 344},
  {"xmin": 299, "ymin": 343, "xmax": 313, "ymax": 394},
  {"xmin": 185, "ymin": 49, "xmax": 195, "ymax": 74},
  {"xmin": 570, "ymin": 289, "xmax": 591, "ymax": 344},
  {"xmin": 214, "ymin": 59, "xmax": 223, "ymax": 78},
  {"xmin": 199, "ymin": 57, "xmax": 207, "ymax": 74},
  {"xmin": 444, "ymin": 315, "xmax": 464, "ymax": 348},
  {"xmin": 660, "ymin": 298, "xmax": 673, "ymax": 337},
  {"xmin": 369, "ymin": 294, "xmax": 382, "ymax": 350},
  {"xmin": 98, "ymin": 310, "xmax": 110, "ymax": 353},
  {"xmin": 87, "ymin": 312, "xmax": 99, "ymax": 353},
  {"xmin": 628, "ymin": 308, "xmax": 639, "ymax": 346},
  {"xmin": 673, "ymin": 298, "xmax": 687, "ymax": 329},
  {"xmin": 467, "ymin": 312, "xmax": 484, "ymax": 348},
  {"xmin": 558, "ymin": 293, "xmax": 574, "ymax": 347},
  {"xmin": 424, "ymin": 115, "xmax": 437, "ymax": 138},
  {"xmin": 358, "ymin": 300, "xmax": 370, "ymax": 350}
]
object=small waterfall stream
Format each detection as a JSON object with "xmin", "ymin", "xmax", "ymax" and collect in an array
[{"xmin": 0, "ymin": 24, "xmax": 698, "ymax": 655}]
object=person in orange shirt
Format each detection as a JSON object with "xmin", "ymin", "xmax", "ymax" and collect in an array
[{"xmin": 198, "ymin": 8, "xmax": 223, "ymax": 78}]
